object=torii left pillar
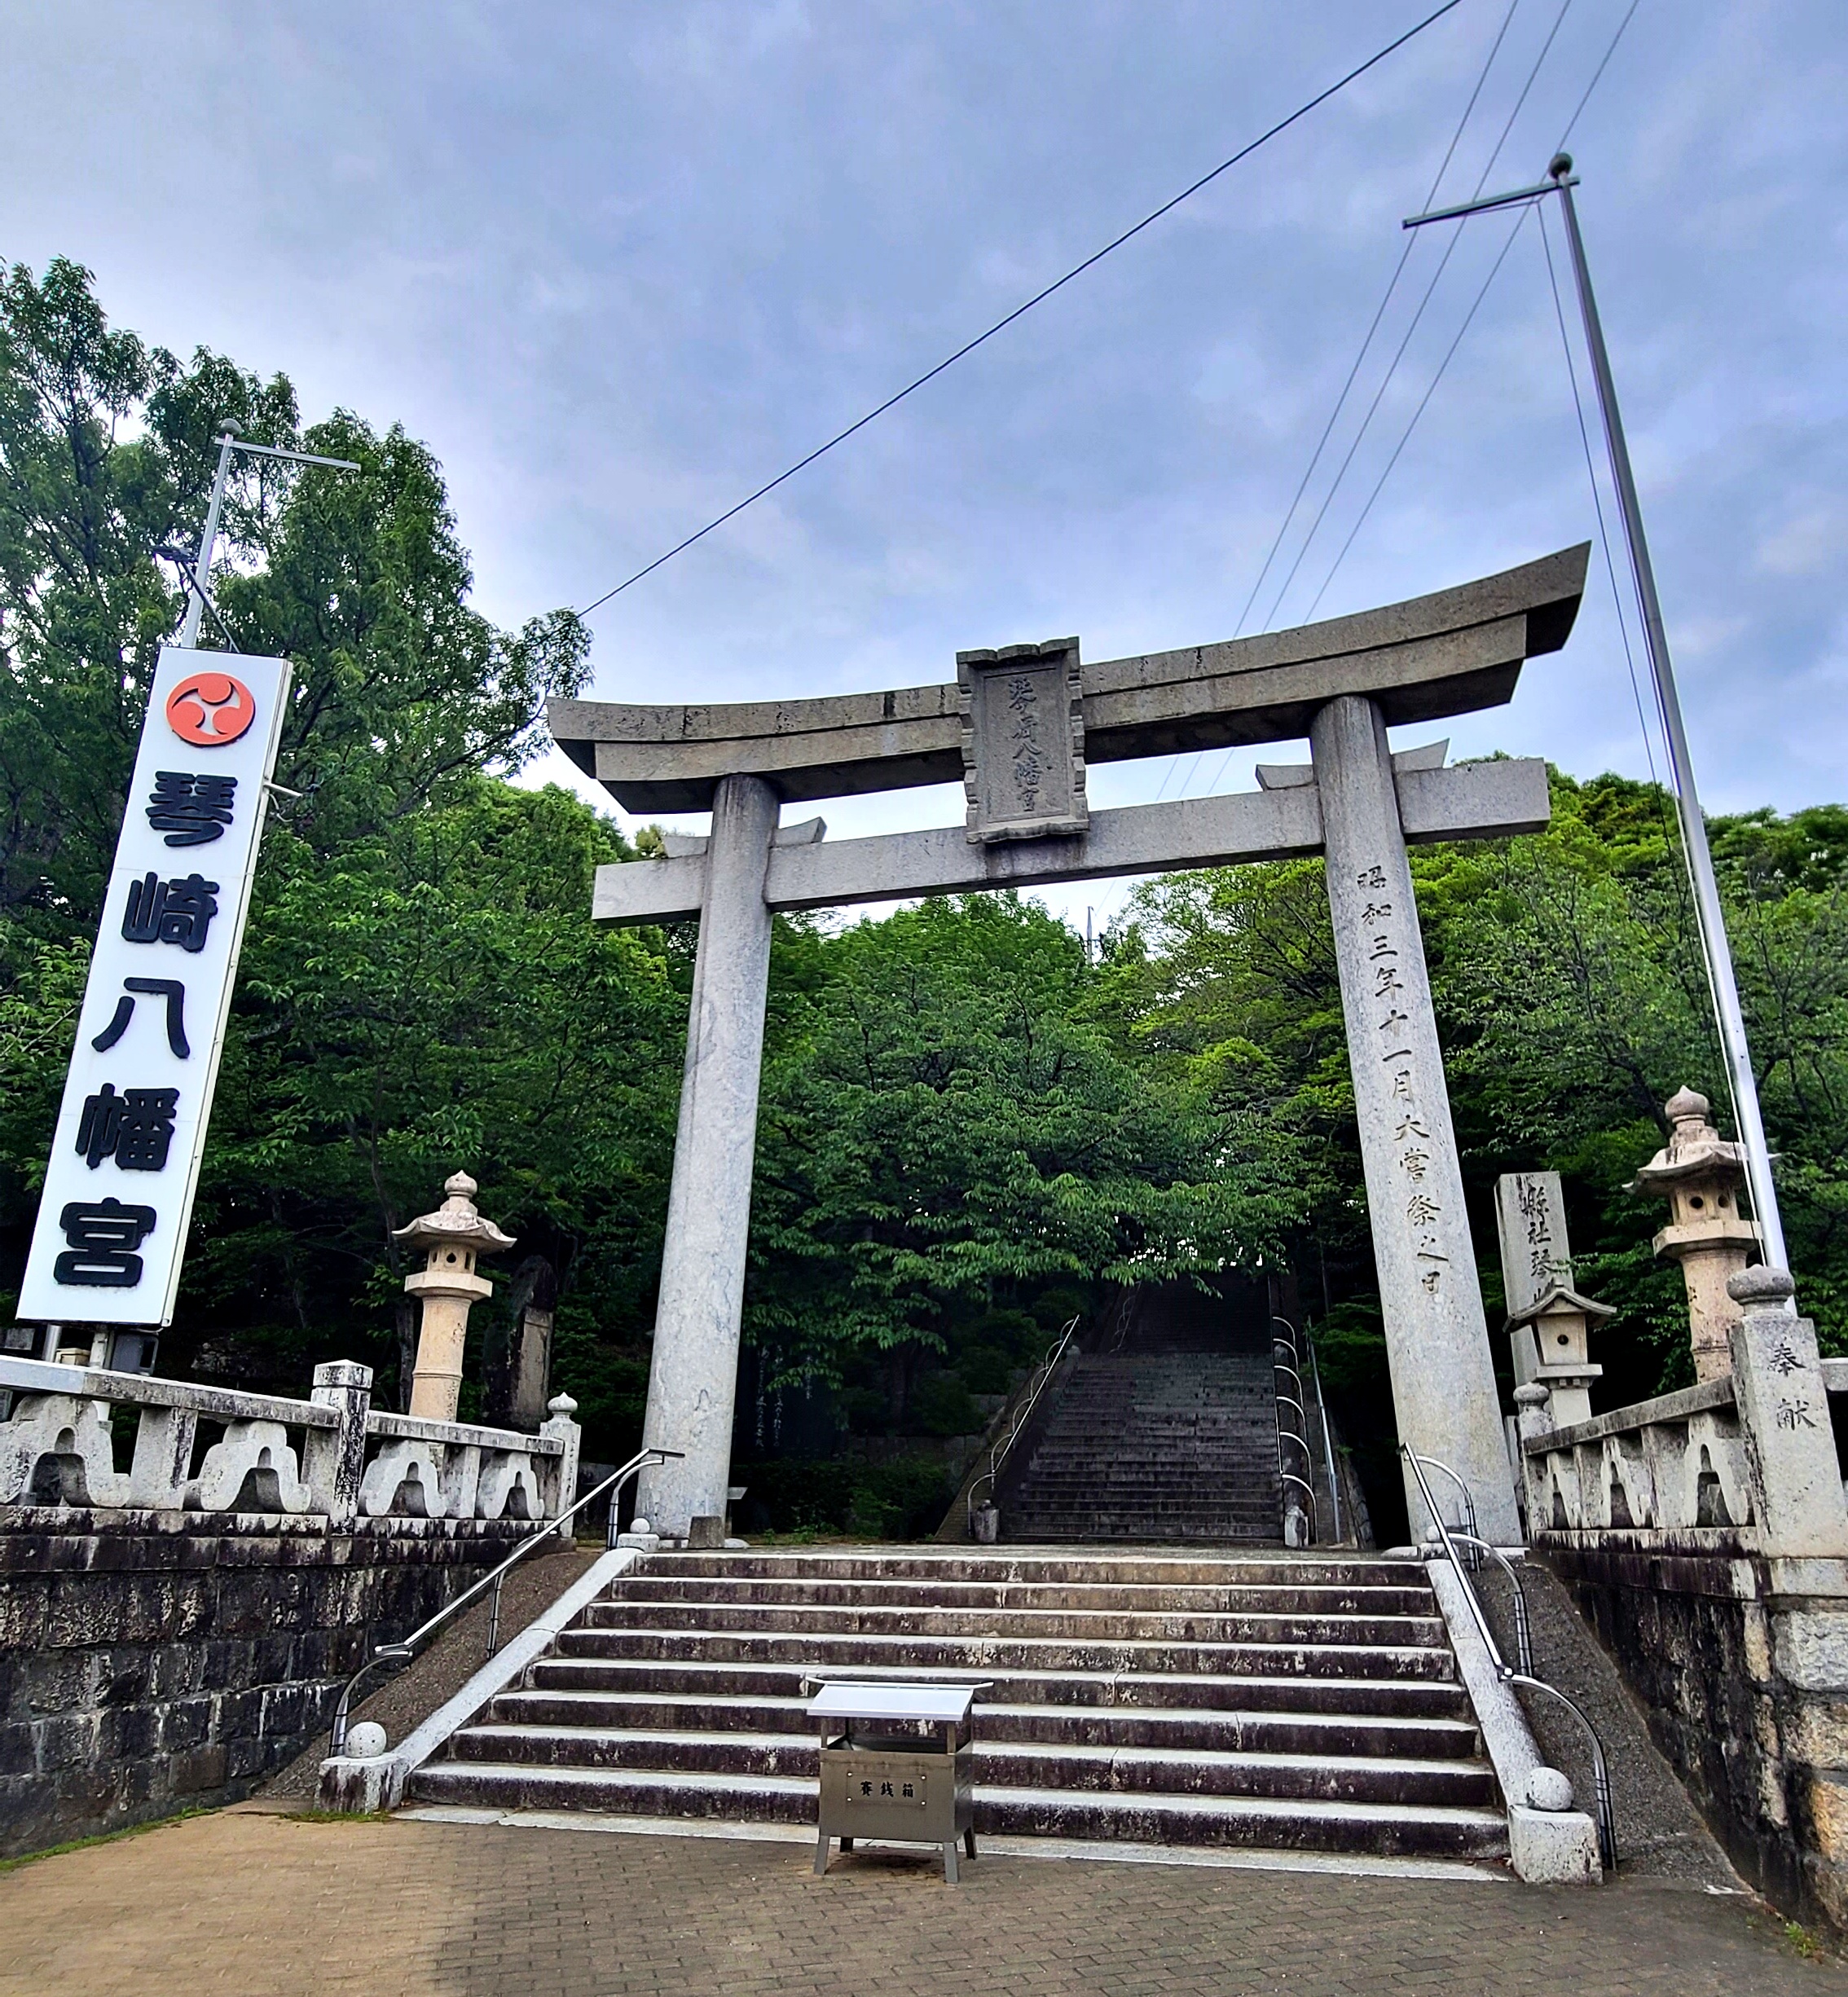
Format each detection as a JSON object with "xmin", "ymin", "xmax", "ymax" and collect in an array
[{"xmin": 637, "ymin": 773, "xmax": 779, "ymax": 1538}]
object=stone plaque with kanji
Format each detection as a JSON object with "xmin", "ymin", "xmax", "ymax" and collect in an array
[
  {"xmin": 957, "ymin": 638, "xmax": 1087, "ymax": 843},
  {"xmin": 1494, "ymin": 1170, "xmax": 1573, "ymax": 1321}
]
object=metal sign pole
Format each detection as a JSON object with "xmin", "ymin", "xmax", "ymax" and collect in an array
[
  {"xmin": 16, "ymin": 426, "xmax": 361, "ymax": 1357},
  {"xmin": 178, "ymin": 424, "xmax": 241, "ymax": 649},
  {"xmin": 1405, "ymin": 156, "xmax": 1789, "ymax": 1278},
  {"xmin": 178, "ymin": 423, "xmax": 362, "ymax": 651}
]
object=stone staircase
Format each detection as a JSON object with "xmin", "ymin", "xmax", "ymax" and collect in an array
[
  {"xmin": 997, "ymin": 1344, "xmax": 1285, "ymax": 1543},
  {"xmin": 405, "ymin": 1547, "xmax": 1506, "ymax": 1863}
]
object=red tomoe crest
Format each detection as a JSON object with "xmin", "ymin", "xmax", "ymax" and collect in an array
[{"xmin": 165, "ymin": 671, "xmax": 256, "ymax": 747}]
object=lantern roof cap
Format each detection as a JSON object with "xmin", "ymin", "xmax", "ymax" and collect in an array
[
  {"xmin": 1633, "ymin": 1086, "xmax": 1747, "ymax": 1192},
  {"xmin": 392, "ymin": 1171, "xmax": 516, "ymax": 1255},
  {"xmin": 1503, "ymin": 1282, "xmax": 1616, "ymax": 1333}
]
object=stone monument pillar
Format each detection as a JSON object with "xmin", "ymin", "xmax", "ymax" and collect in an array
[
  {"xmin": 637, "ymin": 773, "xmax": 781, "ymax": 1538},
  {"xmin": 1634, "ymin": 1087, "xmax": 1760, "ymax": 1379},
  {"xmin": 1494, "ymin": 1171, "xmax": 1610, "ymax": 1429},
  {"xmin": 507, "ymin": 1257, "xmax": 558, "ymax": 1430},
  {"xmin": 395, "ymin": 1172, "xmax": 515, "ymax": 1422},
  {"xmin": 1311, "ymin": 695, "xmax": 1519, "ymax": 1543},
  {"xmin": 1727, "ymin": 1266, "xmax": 1848, "ymax": 1559}
]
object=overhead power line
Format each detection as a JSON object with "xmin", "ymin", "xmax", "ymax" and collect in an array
[
  {"xmin": 1187, "ymin": 0, "xmax": 1637, "ymax": 801},
  {"xmin": 1155, "ymin": 0, "xmax": 1520, "ymax": 805},
  {"xmin": 1257, "ymin": 0, "xmax": 1575, "ymax": 636},
  {"xmin": 1292, "ymin": 0, "xmax": 1635, "ymax": 623},
  {"xmin": 574, "ymin": 0, "xmax": 1468, "ymax": 618},
  {"xmin": 1229, "ymin": 0, "xmax": 1524, "ymax": 644}
]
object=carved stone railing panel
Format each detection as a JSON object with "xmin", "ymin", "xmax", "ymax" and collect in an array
[
  {"xmin": 1522, "ymin": 1376, "xmax": 1757, "ymax": 1537},
  {"xmin": 0, "ymin": 1392, "xmax": 133, "ymax": 1507},
  {"xmin": 0, "ymin": 1356, "xmax": 578, "ymax": 1528}
]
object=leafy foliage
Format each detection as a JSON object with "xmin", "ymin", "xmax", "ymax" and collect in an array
[
  {"xmin": 3, "ymin": 262, "xmax": 1846, "ymax": 1526},
  {"xmin": 746, "ymin": 894, "xmax": 1309, "ymax": 1417}
]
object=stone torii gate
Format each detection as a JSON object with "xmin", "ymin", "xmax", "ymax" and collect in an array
[{"xmin": 552, "ymin": 543, "xmax": 1589, "ymax": 1543}]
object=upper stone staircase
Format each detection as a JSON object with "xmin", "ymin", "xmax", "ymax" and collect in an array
[
  {"xmin": 996, "ymin": 1283, "xmax": 1290, "ymax": 1542},
  {"xmin": 405, "ymin": 1546, "xmax": 1506, "ymax": 1863}
]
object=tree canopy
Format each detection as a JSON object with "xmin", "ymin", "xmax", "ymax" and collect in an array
[{"xmin": 3, "ymin": 260, "xmax": 1846, "ymax": 1524}]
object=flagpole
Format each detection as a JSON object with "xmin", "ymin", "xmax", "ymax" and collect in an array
[{"xmin": 1406, "ymin": 155, "xmax": 1788, "ymax": 1275}]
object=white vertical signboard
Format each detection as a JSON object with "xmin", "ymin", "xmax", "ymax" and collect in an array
[{"xmin": 17, "ymin": 647, "xmax": 290, "ymax": 1330}]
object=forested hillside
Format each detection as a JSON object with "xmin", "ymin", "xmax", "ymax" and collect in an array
[{"xmin": 4, "ymin": 262, "xmax": 1846, "ymax": 1533}]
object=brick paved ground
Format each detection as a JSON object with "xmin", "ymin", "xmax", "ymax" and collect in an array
[{"xmin": 2, "ymin": 1806, "xmax": 1842, "ymax": 1996}]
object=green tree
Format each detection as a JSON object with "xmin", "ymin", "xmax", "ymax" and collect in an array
[{"xmin": 746, "ymin": 894, "xmax": 1309, "ymax": 1410}]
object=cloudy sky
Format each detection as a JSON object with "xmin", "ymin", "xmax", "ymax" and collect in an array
[{"xmin": 2, "ymin": 2, "xmax": 1842, "ymax": 928}]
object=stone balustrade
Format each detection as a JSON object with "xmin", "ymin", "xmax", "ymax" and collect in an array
[
  {"xmin": 0, "ymin": 1355, "xmax": 579, "ymax": 1529},
  {"xmin": 1518, "ymin": 1375, "xmax": 1758, "ymax": 1540}
]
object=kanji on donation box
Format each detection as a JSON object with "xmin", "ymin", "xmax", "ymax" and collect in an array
[{"xmin": 17, "ymin": 649, "xmax": 291, "ymax": 1331}]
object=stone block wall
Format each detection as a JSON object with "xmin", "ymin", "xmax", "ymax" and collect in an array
[
  {"xmin": 1545, "ymin": 1538, "xmax": 1848, "ymax": 1930},
  {"xmin": 0, "ymin": 1507, "xmax": 537, "ymax": 1856}
]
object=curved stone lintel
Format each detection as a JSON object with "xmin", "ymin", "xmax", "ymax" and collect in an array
[{"xmin": 552, "ymin": 543, "xmax": 1588, "ymax": 813}]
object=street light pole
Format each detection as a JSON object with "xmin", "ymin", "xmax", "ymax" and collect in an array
[
  {"xmin": 176, "ymin": 422, "xmax": 363, "ymax": 651},
  {"xmin": 1406, "ymin": 155, "xmax": 1789, "ymax": 1275},
  {"xmin": 178, "ymin": 422, "xmax": 242, "ymax": 649}
]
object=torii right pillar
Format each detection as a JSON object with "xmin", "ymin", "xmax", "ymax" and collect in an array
[{"xmin": 1313, "ymin": 694, "xmax": 1520, "ymax": 1544}]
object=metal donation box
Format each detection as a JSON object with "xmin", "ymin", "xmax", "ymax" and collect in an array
[{"xmin": 807, "ymin": 1679, "xmax": 980, "ymax": 1881}]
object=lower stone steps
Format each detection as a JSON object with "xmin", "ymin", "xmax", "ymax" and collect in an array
[
  {"xmin": 411, "ymin": 1760, "xmax": 1503, "ymax": 1860},
  {"xmin": 404, "ymin": 1548, "xmax": 1505, "ymax": 1863}
]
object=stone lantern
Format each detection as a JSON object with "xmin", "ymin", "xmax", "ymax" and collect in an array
[
  {"xmin": 1506, "ymin": 1285, "xmax": 1613, "ymax": 1430},
  {"xmin": 1633, "ymin": 1088, "xmax": 1760, "ymax": 1382},
  {"xmin": 394, "ymin": 1172, "xmax": 516, "ymax": 1422}
]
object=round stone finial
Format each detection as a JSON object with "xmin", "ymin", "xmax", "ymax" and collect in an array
[
  {"xmin": 630, "ymin": 1516, "xmax": 650, "ymax": 1536},
  {"xmin": 1512, "ymin": 1383, "xmax": 1550, "ymax": 1408},
  {"xmin": 1727, "ymin": 1265, "xmax": 1795, "ymax": 1307},
  {"xmin": 1526, "ymin": 1766, "xmax": 1574, "ymax": 1812},
  {"xmin": 444, "ymin": 1171, "xmax": 478, "ymax": 1200},
  {"xmin": 1664, "ymin": 1086, "xmax": 1709, "ymax": 1124},
  {"xmin": 346, "ymin": 1720, "xmax": 388, "ymax": 1759},
  {"xmin": 548, "ymin": 1393, "xmax": 578, "ymax": 1418}
]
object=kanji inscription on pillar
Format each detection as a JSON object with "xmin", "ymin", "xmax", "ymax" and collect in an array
[
  {"xmin": 956, "ymin": 638, "xmax": 1087, "ymax": 842},
  {"xmin": 1351, "ymin": 859, "xmax": 1469, "ymax": 1306}
]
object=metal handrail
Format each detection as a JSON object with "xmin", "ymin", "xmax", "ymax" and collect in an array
[
  {"xmin": 1305, "ymin": 1326, "xmax": 1343, "ymax": 1543},
  {"xmin": 328, "ymin": 1442, "xmax": 682, "ymax": 1756},
  {"xmin": 1406, "ymin": 1449, "xmax": 1481, "ymax": 1568},
  {"xmin": 966, "ymin": 1317, "xmax": 1079, "ymax": 1531},
  {"xmin": 1270, "ymin": 1317, "xmax": 1317, "ymax": 1542},
  {"xmin": 1510, "ymin": 1674, "xmax": 1617, "ymax": 1872},
  {"xmin": 1401, "ymin": 1444, "xmax": 1615, "ymax": 1870},
  {"xmin": 1445, "ymin": 1530, "xmax": 1533, "ymax": 1677}
]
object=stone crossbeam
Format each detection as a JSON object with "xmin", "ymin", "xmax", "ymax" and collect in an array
[
  {"xmin": 552, "ymin": 545, "xmax": 1586, "ymax": 813},
  {"xmin": 591, "ymin": 756, "xmax": 1551, "ymax": 924}
]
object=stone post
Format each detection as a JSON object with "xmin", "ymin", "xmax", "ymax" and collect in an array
[
  {"xmin": 508, "ymin": 1260, "xmax": 557, "ymax": 1430},
  {"xmin": 394, "ymin": 1172, "xmax": 516, "ymax": 1423},
  {"xmin": 540, "ymin": 1392, "xmax": 583, "ymax": 1540},
  {"xmin": 1311, "ymin": 696, "xmax": 1519, "ymax": 1543},
  {"xmin": 1727, "ymin": 1266, "xmax": 1848, "ymax": 1559},
  {"xmin": 638, "ymin": 772, "xmax": 780, "ymax": 1538},
  {"xmin": 1635, "ymin": 1088, "xmax": 1760, "ymax": 1379},
  {"xmin": 303, "ymin": 1361, "xmax": 373, "ymax": 1524},
  {"xmin": 1494, "ymin": 1171, "xmax": 1609, "ymax": 1430},
  {"xmin": 126, "ymin": 1403, "xmax": 197, "ymax": 1510},
  {"xmin": 1512, "ymin": 1382, "xmax": 1554, "ymax": 1538}
]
